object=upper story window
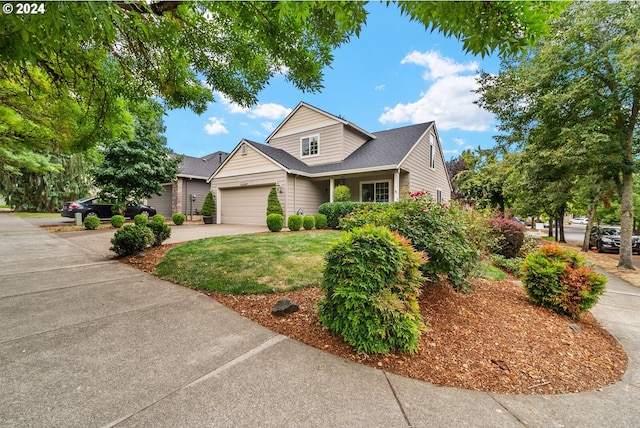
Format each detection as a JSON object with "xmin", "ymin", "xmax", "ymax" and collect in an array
[
  {"xmin": 429, "ymin": 134, "xmax": 436, "ymax": 170},
  {"xmin": 301, "ymin": 135, "xmax": 319, "ymax": 157}
]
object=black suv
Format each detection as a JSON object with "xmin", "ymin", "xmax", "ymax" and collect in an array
[
  {"xmin": 589, "ymin": 226, "xmax": 640, "ymax": 254},
  {"xmin": 61, "ymin": 197, "xmax": 156, "ymax": 220}
]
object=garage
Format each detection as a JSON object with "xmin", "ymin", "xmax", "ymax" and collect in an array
[
  {"xmin": 219, "ymin": 186, "xmax": 272, "ymax": 225},
  {"xmin": 153, "ymin": 184, "xmax": 173, "ymax": 218}
]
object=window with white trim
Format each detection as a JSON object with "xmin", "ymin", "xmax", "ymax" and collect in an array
[
  {"xmin": 436, "ymin": 189, "xmax": 442, "ymax": 203},
  {"xmin": 361, "ymin": 180, "xmax": 390, "ymax": 203},
  {"xmin": 429, "ymin": 134, "xmax": 436, "ymax": 170},
  {"xmin": 301, "ymin": 135, "xmax": 319, "ymax": 157}
]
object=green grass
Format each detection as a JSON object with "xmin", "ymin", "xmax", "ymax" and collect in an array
[
  {"xmin": 478, "ymin": 262, "xmax": 507, "ymax": 281},
  {"xmin": 156, "ymin": 230, "xmax": 342, "ymax": 294},
  {"xmin": 12, "ymin": 212, "xmax": 60, "ymax": 218}
]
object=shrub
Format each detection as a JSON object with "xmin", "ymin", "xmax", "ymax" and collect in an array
[
  {"xmin": 314, "ymin": 213, "xmax": 328, "ymax": 229},
  {"xmin": 266, "ymin": 187, "xmax": 283, "ymax": 216},
  {"xmin": 488, "ymin": 216, "xmax": 525, "ymax": 259},
  {"xmin": 303, "ymin": 215, "xmax": 315, "ymax": 230},
  {"xmin": 521, "ymin": 244, "xmax": 606, "ymax": 319},
  {"xmin": 333, "ymin": 185, "xmax": 351, "ymax": 202},
  {"xmin": 147, "ymin": 220, "xmax": 171, "ymax": 246},
  {"xmin": 151, "ymin": 214, "xmax": 165, "ymax": 224},
  {"xmin": 341, "ymin": 194, "xmax": 479, "ymax": 293},
  {"xmin": 201, "ymin": 191, "xmax": 215, "ymax": 216},
  {"xmin": 318, "ymin": 225, "xmax": 426, "ymax": 354},
  {"xmin": 490, "ymin": 254, "xmax": 524, "ymax": 275},
  {"xmin": 110, "ymin": 225, "xmax": 155, "ymax": 257},
  {"xmin": 318, "ymin": 201, "xmax": 371, "ymax": 229},
  {"xmin": 172, "ymin": 213, "xmax": 186, "ymax": 225},
  {"xmin": 266, "ymin": 213, "xmax": 284, "ymax": 232},
  {"xmin": 111, "ymin": 202, "xmax": 126, "ymax": 216},
  {"xmin": 84, "ymin": 216, "xmax": 101, "ymax": 230},
  {"xmin": 287, "ymin": 214, "xmax": 303, "ymax": 231},
  {"xmin": 134, "ymin": 214, "xmax": 148, "ymax": 226},
  {"xmin": 110, "ymin": 215, "xmax": 125, "ymax": 228}
]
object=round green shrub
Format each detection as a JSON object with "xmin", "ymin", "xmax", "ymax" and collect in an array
[
  {"xmin": 266, "ymin": 187, "xmax": 283, "ymax": 216},
  {"xmin": 147, "ymin": 220, "xmax": 171, "ymax": 247},
  {"xmin": 266, "ymin": 213, "xmax": 284, "ymax": 232},
  {"xmin": 151, "ymin": 214, "xmax": 165, "ymax": 224},
  {"xmin": 134, "ymin": 214, "xmax": 148, "ymax": 226},
  {"xmin": 110, "ymin": 225, "xmax": 154, "ymax": 257},
  {"xmin": 172, "ymin": 213, "xmax": 186, "ymax": 225},
  {"xmin": 302, "ymin": 215, "xmax": 315, "ymax": 230},
  {"xmin": 110, "ymin": 215, "xmax": 125, "ymax": 228},
  {"xmin": 287, "ymin": 214, "xmax": 303, "ymax": 231},
  {"xmin": 521, "ymin": 244, "xmax": 606, "ymax": 319},
  {"xmin": 314, "ymin": 213, "xmax": 327, "ymax": 229},
  {"xmin": 83, "ymin": 216, "xmax": 101, "ymax": 230},
  {"xmin": 201, "ymin": 191, "xmax": 215, "ymax": 216},
  {"xmin": 318, "ymin": 225, "xmax": 425, "ymax": 354},
  {"xmin": 333, "ymin": 185, "xmax": 351, "ymax": 202}
]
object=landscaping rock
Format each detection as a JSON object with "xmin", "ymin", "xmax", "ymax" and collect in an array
[{"xmin": 271, "ymin": 298, "xmax": 299, "ymax": 316}]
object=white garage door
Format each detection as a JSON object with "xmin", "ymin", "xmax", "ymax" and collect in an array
[{"xmin": 220, "ymin": 186, "xmax": 272, "ymax": 225}]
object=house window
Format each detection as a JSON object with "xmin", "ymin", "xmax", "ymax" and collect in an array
[
  {"xmin": 436, "ymin": 189, "xmax": 442, "ymax": 203},
  {"xmin": 301, "ymin": 135, "xmax": 319, "ymax": 157},
  {"xmin": 361, "ymin": 180, "xmax": 390, "ymax": 202},
  {"xmin": 429, "ymin": 134, "xmax": 436, "ymax": 170}
]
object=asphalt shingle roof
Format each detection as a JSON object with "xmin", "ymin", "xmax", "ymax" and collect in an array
[{"xmin": 173, "ymin": 151, "xmax": 229, "ymax": 178}]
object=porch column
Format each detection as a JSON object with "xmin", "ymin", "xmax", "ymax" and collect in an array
[
  {"xmin": 329, "ymin": 178, "xmax": 335, "ymax": 202},
  {"xmin": 394, "ymin": 171, "xmax": 400, "ymax": 202}
]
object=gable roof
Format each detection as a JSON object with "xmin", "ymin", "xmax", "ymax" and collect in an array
[
  {"xmin": 172, "ymin": 151, "xmax": 229, "ymax": 179},
  {"xmin": 238, "ymin": 122, "xmax": 434, "ymax": 177},
  {"xmin": 265, "ymin": 101, "xmax": 376, "ymax": 143}
]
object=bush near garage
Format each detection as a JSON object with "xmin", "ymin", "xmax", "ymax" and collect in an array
[
  {"xmin": 110, "ymin": 225, "xmax": 155, "ymax": 257},
  {"xmin": 521, "ymin": 243, "xmax": 606, "ymax": 319},
  {"xmin": 266, "ymin": 213, "xmax": 284, "ymax": 232},
  {"xmin": 84, "ymin": 216, "xmax": 101, "ymax": 230},
  {"xmin": 110, "ymin": 215, "xmax": 125, "ymax": 228},
  {"xmin": 318, "ymin": 225, "xmax": 426, "ymax": 354},
  {"xmin": 147, "ymin": 216, "xmax": 171, "ymax": 247},
  {"xmin": 288, "ymin": 214, "xmax": 303, "ymax": 231},
  {"xmin": 303, "ymin": 215, "xmax": 315, "ymax": 230},
  {"xmin": 266, "ymin": 187, "xmax": 283, "ymax": 216},
  {"xmin": 172, "ymin": 213, "xmax": 186, "ymax": 225}
]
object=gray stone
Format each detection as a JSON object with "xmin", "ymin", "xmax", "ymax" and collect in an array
[{"xmin": 271, "ymin": 298, "xmax": 299, "ymax": 316}]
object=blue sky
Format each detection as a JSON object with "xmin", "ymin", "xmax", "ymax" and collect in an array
[{"xmin": 163, "ymin": 2, "xmax": 500, "ymax": 161}]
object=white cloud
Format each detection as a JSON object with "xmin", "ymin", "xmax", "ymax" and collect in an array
[
  {"xmin": 454, "ymin": 138, "xmax": 466, "ymax": 146},
  {"xmin": 261, "ymin": 121, "xmax": 275, "ymax": 132},
  {"xmin": 248, "ymin": 103, "xmax": 292, "ymax": 120},
  {"xmin": 203, "ymin": 117, "xmax": 228, "ymax": 135},
  {"xmin": 375, "ymin": 84, "xmax": 385, "ymax": 91},
  {"xmin": 379, "ymin": 50, "xmax": 493, "ymax": 132}
]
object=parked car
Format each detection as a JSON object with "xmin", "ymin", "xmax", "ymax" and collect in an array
[
  {"xmin": 61, "ymin": 197, "xmax": 156, "ymax": 220},
  {"xmin": 570, "ymin": 217, "xmax": 588, "ymax": 225},
  {"xmin": 589, "ymin": 225, "xmax": 640, "ymax": 254}
]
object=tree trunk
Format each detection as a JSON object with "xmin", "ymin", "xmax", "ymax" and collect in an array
[
  {"xmin": 618, "ymin": 170, "xmax": 635, "ymax": 269},
  {"xmin": 582, "ymin": 203, "xmax": 597, "ymax": 252}
]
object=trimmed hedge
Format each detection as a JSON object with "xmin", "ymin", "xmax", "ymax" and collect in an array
[
  {"xmin": 318, "ymin": 201, "xmax": 372, "ymax": 229},
  {"xmin": 303, "ymin": 215, "xmax": 315, "ymax": 230},
  {"xmin": 110, "ymin": 215, "xmax": 125, "ymax": 228},
  {"xmin": 172, "ymin": 213, "xmax": 186, "ymax": 225},
  {"xmin": 134, "ymin": 214, "xmax": 148, "ymax": 226},
  {"xmin": 314, "ymin": 213, "xmax": 328, "ymax": 229},
  {"xmin": 267, "ymin": 213, "xmax": 284, "ymax": 232},
  {"xmin": 110, "ymin": 225, "xmax": 154, "ymax": 257},
  {"xmin": 287, "ymin": 214, "xmax": 303, "ymax": 231},
  {"xmin": 84, "ymin": 216, "xmax": 101, "ymax": 230}
]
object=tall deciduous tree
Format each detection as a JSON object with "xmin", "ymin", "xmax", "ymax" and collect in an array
[
  {"xmin": 477, "ymin": 2, "xmax": 640, "ymax": 268},
  {"xmin": 93, "ymin": 101, "xmax": 181, "ymax": 205}
]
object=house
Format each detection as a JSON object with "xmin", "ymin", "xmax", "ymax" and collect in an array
[
  {"xmin": 149, "ymin": 151, "xmax": 228, "ymax": 218},
  {"xmin": 208, "ymin": 102, "xmax": 452, "ymax": 225}
]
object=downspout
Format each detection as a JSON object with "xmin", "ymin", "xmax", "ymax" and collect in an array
[{"xmin": 394, "ymin": 168, "xmax": 400, "ymax": 202}]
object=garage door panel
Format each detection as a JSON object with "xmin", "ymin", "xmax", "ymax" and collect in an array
[{"xmin": 220, "ymin": 186, "xmax": 272, "ymax": 225}]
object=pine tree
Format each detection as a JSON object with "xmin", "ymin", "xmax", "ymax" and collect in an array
[{"xmin": 266, "ymin": 187, "xmax": 283, "ymax": 216}]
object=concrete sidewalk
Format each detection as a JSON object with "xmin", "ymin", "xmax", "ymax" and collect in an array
[{"xmin": 1, "ymin": 212, "xmax": 639, "ymax": 427}]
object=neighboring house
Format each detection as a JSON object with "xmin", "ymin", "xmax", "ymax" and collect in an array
[
  {"xmin": 149, "ymin": 151, "xmax": 228, "ymax": 218},
  {"xmin": 208, "ymin": 102, "xmax": 452, "ymax": 225}
]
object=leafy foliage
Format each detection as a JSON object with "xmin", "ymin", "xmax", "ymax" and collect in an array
[
  {"xmin": 147, "ymin": 218, "xmax": 171, "ymax": 247},
  {"xmin": 110, "ymin": 215, "xmax": 125, "ymax": 228},
  {"xmin": 521, "ymin": 244, "xmax": 606, "ymax": 319},
  {"xmin": 318, "ymin": 225, "xmax": 426, "ymax": 354},
  {"xmin": 83, "ymin": 216, "xmax": 101, "ymax": 230},
  {"xmin": 287, "ymin": 215, "xmax": 303, "ymax": 231},
  {"xmin": 318, "ymin": 201, "xmax": 371, "ymax": 229},
  {"xmin": 172, "ymin": 213, "xmax": 186, "ymax": 226},
  {"xmin": 266, "ymin": 188, "xmax": 283, "ymax": 216},
  {"xmin": 488, "ymin": 216, "xmax": 525, "ymax": 259},
  {"xmin": 110, "ymin": 225, "xmax": 155, "ymax": 257},
  {"xmin": 134, "ymin": 214, "xmax": 148, "ymax": 227},
  {"xmin": 333, "ymin": 185, "xmax": 351, "ymax": 202},
  {"xmin": 303, "ymin": 215, "xmax": 316, "ymax": 230},
  {"xmin": 201, "ymin": 191, "xmax": 215, "ymax": 216},
  {"xmin": 266, "ymin": 214, "xmax": 284, "ymax": 232},
  {"xmin": 314, "ymin": 213, "xmax": 328, "ymax": 229},
  {"xmin": 340, "ymin": 194, "xmax": 479, "ymax": 293}
]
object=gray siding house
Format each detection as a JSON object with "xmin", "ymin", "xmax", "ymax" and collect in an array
[
  {"xmin": 208, "ymin": 102, "xmax": 452, "ymax": 225},
  {"xmin": 150, "ymin": 151, "xmax": 228, "ymax": 218}
]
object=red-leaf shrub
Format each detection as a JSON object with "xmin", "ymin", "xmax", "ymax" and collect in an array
[{"xmin": 489, "ymin": 216, "xmax": 525, "ymax": 259}]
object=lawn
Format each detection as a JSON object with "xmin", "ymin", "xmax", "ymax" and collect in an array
[
  {"xmin": 12, "ymin": 212, "xmax": 61, "ymax": 218},
  {"xmin": 155, "ymin": 230, "xmax": 342, "ymax": 294}
]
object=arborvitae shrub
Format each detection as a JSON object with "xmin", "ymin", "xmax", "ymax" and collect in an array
[
  {"xmin": 134, "ymin": 214, "xmax": 148, "ymax": 226},
  {"xmin": 266, "ymin": 213, "xmax": 284, "ymax": 232},
  {"xmin": 314, "ymin": 213, "xmax": 328, "ymax": 229},
  {"xmin": 303, "ymin": 215, "xmax": 315, "ymax": 230},
  {"xmin": 172, "ymin": 213, "xmax": 186, "ymax": 225},
  {"xmin": 110, "ymin": 225, "xmax": 154, "ymax": 257},
  {"xmin": 110, "ymin": 215, "xmax": 125, "ymax": 228},
  {"xmin": 521, "ymin": 244, "xmax": 606, "ymax": 319},
  {"xmin": 287, "ymin": 214, "xmax": 303, "ymax": 231},
  {"xmin": 333, "ymin": 185, "xmax": 351, "ymax": 202},
  {"xmin": 84, "ymin": 216, "xmax": 101, "ymax": 230},
  {"xmin": 266, "ymin": 187, "xmax": 283, "ymax": 216},
  {"xmin": 201, "ymin": 191, "xmax": 215, "ymax": 216},
  {"xmin": 318, "ymin": 225, "xmax": 426, "ymax": 354}
]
